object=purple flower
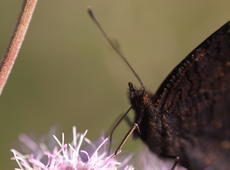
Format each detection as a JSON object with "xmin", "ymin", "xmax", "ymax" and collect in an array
[{"xmin": 11, "ymin": 127, "xmax": 134, "ymax": 170}]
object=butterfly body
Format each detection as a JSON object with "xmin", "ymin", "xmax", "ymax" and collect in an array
[{"xmin": 129, "ymin": 21, "xmax": 230, "ymax": 170}]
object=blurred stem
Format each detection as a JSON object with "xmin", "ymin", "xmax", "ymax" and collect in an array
[{"xmin": 0, "ymin": 0, "xmax": 38, "ymax": 95}]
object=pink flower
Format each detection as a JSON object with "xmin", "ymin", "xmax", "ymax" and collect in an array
[{"xmin": 11, "ymin": 127, "xmax": 134, "ymax": 170}]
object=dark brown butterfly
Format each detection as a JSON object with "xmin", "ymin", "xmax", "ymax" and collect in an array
[
  {"xmin": 88, "ymin": 9, "xmax": 230, "ymax": 170},
  {"xmin": 129, "ymin": 21, "xmax": 230, "ymax": 170}
]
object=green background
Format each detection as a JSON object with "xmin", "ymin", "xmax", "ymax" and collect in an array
[{"xmin": 0, "ymin": 0, "xmax": 229, "ymax": 169}]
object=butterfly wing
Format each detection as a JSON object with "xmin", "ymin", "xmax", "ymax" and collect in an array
[{"xmin": 152, "ymin": 21, "xmax": 230, "ymax": 170}]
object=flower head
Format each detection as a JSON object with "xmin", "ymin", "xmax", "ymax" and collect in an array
[{"xmin": 11, "ymin": 127, "xmax": 134, "ymax": 170}]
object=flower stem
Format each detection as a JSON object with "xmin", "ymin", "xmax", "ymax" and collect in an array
[{"xmin": 0, "ymin": 0, "xmax": 38, "ymax": 95}]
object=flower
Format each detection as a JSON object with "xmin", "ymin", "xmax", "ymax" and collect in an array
[{"xmin": 11, "ymin": 127, "xmax": 134, "ymax": 170}]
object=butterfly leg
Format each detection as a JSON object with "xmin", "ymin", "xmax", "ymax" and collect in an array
[
  {"xmin": 106, "ymin": 106, "xmax": 132, "ymax": 154},
  {"xmin": 162, "ymin": 155, "xmax": 180, "ymax": 170},
  {"xmin": 171, "ymin": 156, "xmax": 180, "ymax": 170},
  {"xmin": 114, "ymin": 123, "xmax": 139, "ymax": 155}
]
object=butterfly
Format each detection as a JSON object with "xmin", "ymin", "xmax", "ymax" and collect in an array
[
  {"xmin": 129, "ymin": 21, "xmax": 230, "ymax": 170},
  {"xmin": 88, "ymin": 9, "xmax": 230, "ymax": 170}
]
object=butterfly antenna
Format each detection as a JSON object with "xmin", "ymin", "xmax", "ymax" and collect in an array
[{"xmin": 87, "ymin": 8, "xmax": 145, "ymax": 89}]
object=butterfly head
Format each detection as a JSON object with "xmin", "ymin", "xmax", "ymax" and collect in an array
[
  {"xmin": 128, "ymin": 82, "xmax": 167, "ymax": 152},
  {"xmin": 129, "ymin": 82, "xmax": 146, "ymax": 105},
  {"xmin": 128, "ymin": 82, "xmax": 154, "ymax": 123}
]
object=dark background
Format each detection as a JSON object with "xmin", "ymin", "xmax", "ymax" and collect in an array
[{"xmin": 0, "ymin": 0, "xmax": 229, "ymax": 169}]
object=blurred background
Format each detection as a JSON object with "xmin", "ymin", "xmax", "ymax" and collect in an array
[{"xmin": 0, "ymin": 0, "xmax": 229, "ymax": 168}]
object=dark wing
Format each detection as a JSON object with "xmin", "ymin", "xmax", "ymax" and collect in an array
[{"xmin": 152, "ymin": 21, "xmax": 230, "ymax": 170}]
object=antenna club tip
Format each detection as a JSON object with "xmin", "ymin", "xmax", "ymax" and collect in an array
[{"xmin": 87, "ymin": 7, "xmax": 94, "ymax": 18}]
